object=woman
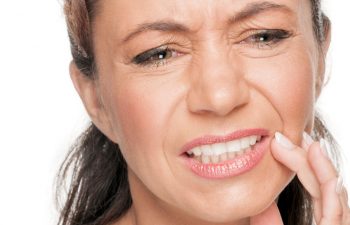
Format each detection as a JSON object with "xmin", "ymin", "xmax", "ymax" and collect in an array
[{"xmin": 56, "ymin": 0, "xmax": 350, "ymax": 224}]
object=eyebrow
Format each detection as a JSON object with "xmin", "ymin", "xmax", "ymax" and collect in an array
[
  {"xmin": 122, "ymin": 21, "xmax": 189, "ymax": 43},
  {"xmin": 122, "ymin": 1, "xmax": 292, "ymax": 43}
]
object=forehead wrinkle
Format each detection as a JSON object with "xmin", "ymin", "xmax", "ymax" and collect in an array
[
  {"xmin": 122, "ymin": 21, "xmax": 190, "ymax": 43},
  {"xmin": 228, "ymin": 1, "xmax": 294, "ymax": 24},
  {"xmin": 120, "ymin": 1, "xmax": 220, "ymax": 44},
  {"xmin": 119, "ymin": 0, "xmax": 298, "ymax": 46}
]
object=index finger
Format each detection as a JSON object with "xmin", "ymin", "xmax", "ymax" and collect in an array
[{"xmin": 270, "ymin": 133, "xmax": 321, "ymax": 198}]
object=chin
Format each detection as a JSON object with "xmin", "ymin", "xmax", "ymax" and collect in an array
[
  {"xmin": 175, "ymin": 196, "xmax": 273, "ymax": 224},
  {"xmin": 172, "ymin": 157, "xmax": 293, "ymax": 223}
]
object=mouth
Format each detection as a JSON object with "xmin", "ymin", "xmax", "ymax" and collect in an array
[
  {"xmin": 184, "ymin": 134, "xmax": 264, "ymax": 163},
  {"xmin": 180, "ymin": 128, "xmax": 270, "ymax": 179}
]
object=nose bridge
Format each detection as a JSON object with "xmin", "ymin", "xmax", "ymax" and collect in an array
[{"xmin": 187, "ymin": 41, "xmax": 250, "ymax": 116}]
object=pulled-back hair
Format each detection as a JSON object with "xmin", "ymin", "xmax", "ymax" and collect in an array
[{"xmin": 56, "ymin": 1, "xmax": 339, "ymax": 225}]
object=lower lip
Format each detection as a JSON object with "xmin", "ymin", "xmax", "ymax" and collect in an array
[{"xmin": 182, "ymin": 136, "xmax": 269, "ymax": 179}]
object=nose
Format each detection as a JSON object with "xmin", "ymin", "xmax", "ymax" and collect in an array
[{"xmin": 186, "ymin": 49, "xmax": 250, "ymax": 117}]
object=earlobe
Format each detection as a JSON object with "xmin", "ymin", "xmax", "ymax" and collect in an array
[{"xmin": 69, "ymin": 62, "xmax": 117, "ymax": 142}]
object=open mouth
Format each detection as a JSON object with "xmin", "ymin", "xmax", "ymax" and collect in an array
[
  {"xmin": 180, "ymin": 129, "xmax": 270, "ymax": 178},
  {"xmin": 184, "ymin": 135, "xmax": 266, "ymax": 164}
]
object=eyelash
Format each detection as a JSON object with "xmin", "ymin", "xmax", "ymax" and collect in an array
[
  {"xmin": 240, "ymin": 29, "xmax": 292, "ymax": 49},
  {"xmin": 132, "ymin": 46, "xmax": 175, "ymax": 67},
  {"xmin": 132, "ymin": 29, "xmax": 292, "ymax": 67}
]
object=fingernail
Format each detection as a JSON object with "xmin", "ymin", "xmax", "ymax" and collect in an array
[
  {"xmin": 320, "ymin": 138, "xmax": 330, "ymax": 158},
  {"xmin": 336, "ymin": 176, "xmax": 343, "ymax": 194},
  {"xmin": 312, "ymin": 217, "xmax": 317, "ymax": 225},
  {"xmin": 275, "ymin": 132, "xmax": 295, "ymax": 150},
  {"xmin": 302, "ymin": 131, "xmax": 314, "ymax": 147}
]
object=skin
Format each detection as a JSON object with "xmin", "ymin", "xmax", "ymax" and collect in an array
[{"xmin": 69, "ymin": 0, "xmax": 349, "ymax": 224}]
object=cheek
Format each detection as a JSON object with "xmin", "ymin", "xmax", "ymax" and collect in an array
[
  {"xmin": 246, "ymin": 51, "xmax": 316, "ymax": 141},
  {"xmin": 107, "ymin": 75, "xmax": 184, "ymax": 166}
]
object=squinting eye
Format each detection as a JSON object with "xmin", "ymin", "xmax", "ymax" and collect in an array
[
  {"xmin": 132, "ymin": 46, "xmax": 179, "ymax": 67},
  {"xmin": 241, "ymin": 29, "xmax": 292, "ymax": 49}
]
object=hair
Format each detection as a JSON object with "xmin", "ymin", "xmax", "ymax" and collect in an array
[{"xmin": 56, "ymin": 1, "xmax": 340, "ymax": 225}]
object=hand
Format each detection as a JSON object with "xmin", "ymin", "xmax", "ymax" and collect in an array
[{"xmin": 251, "ymin": 131, "xmax": 350, "ymax": 225}]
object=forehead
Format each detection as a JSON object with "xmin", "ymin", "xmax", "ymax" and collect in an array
[
  {"xmin": 97, "ymin": 0, "xmax": 309, "ymax": 21},
  {"xmin": 94, "ymin": 0, "xmax": 312, "ymax": 43}
]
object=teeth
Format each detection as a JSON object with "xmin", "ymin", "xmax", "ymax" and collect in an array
[
  {"xmin": 228, "ymin": 151, "xmax": 236, "ymax": 160},
  {"xmin": 193, "ymin": 147, "xmax": 201, "ymax": 156},
  {"xmin": 211, "ymin": 143, "xmax": 226, "ymax": 156},
  {"xmin": 194, "ymin": 147, "xmax": 252, "ymax": 164},
  {"xmin": 226, "ymin": 139, "xmax": 240, "ymax": 152},
  {"xmin": 240, "ymin": 137, "xmax": 251, "ymax": 149},
  {"xmin": 220, "ymin": 153, "xmax": 228, "ymax": 161},
  {"xmin": 202, "ymin": 155, "xmax": 210, "ymax": 164},
  {"xmin": 201, "ymin": 145, "xmax": 212, "ymax": 155},
  {"xmin": 186, "ymin": 135, "xmax": 262, "ymax": 163},
  {"xmin": 211, "ymin": 154, "xmax": 219, "ymax": 163},
  {"xmin": 250, "ymin": 135, "xmax": 258, "ymax": 145}
]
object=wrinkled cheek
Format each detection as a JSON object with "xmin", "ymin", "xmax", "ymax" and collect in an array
[{"xmin": 269, "ymin": 62, "xmax": 315, "ymax": 143}]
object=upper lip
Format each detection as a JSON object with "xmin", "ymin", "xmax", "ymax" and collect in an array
[{"xmin": 179, "ymin": 128, "xmax": 270, "ymax": 155}]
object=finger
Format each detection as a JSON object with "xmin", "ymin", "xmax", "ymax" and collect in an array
[
  {"xmin": 340, "ymin": 186, "xmax": 349, "ymax": 212},
  {"xmin": 271, "ymin": 132, "xmax": 323, "ymax": 222},
  {"xmin": 307, "ymin": 139, "xmax": 338, "ymax": 187},
  {"xmin": 302, "ymin": 133, "xmax": 348, "ymax": 224},
  {"xmin": 341, "ymin": 186, "xmax": 349, "ymax": 205},
  {"xmin": 338, "ymin": 182, "xmax": 350, "ymax": 224},
  {"xmin": 304, "ymin": 136, "xmax": 339, "ymax": 223},
  {"xmin": 250, "ymin": 202, "xmax": 284, "ymax": 225},
  {"xmin": 319, "ymin": 177, "xmax": 343, "ymax": 225},
  {"xmin": 271, "ymin": 132, "xmax": 321, "ymax": 198},
  {"xmin": 302, "ymin": 131, "xmax": 314, "ymax": 149}
]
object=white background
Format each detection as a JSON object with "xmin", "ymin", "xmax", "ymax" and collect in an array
[{"xmin": 0, "ymin": 1, "xmax": 349, "ymax": 224}]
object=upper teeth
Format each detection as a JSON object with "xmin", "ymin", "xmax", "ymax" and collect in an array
[{"xmin": 187, "ymin": 135, "xmax": 262, "ymax": 156}]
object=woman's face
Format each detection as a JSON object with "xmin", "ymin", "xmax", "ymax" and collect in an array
[{"xmin": 80, "ymin": 0, "xmax": 327, "ymax": 223}]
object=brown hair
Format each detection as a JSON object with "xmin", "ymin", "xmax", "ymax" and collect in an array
[{"xmin": 56, "ymin": 1, "xmax": 339, "ymax": 225}]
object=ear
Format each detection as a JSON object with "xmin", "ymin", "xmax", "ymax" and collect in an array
[
  {"xmin": 69, "ymin": 62, "xmax": 117, "ymax": 142},
  {"xmin": 315, "ymin": 20, "xmax": 332, "ymax": 100}
]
